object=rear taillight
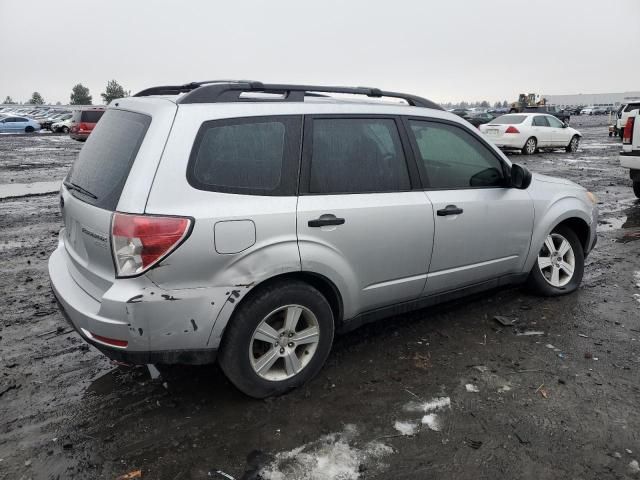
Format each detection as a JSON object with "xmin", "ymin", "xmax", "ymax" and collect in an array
[
  {"xmin": 78, "ymin": 122, "xmax": 89, "ymax": 131},
  {"xmin": 623, "ymin": 117, "xmax": 635, "ymax": 145},
  {"xmin": 505, "ymin": 126, "xmax": 520, "ymax": 134},
  {"xmin": 111, "ymin": 213, "xmax": 192, "ymax": 277}
]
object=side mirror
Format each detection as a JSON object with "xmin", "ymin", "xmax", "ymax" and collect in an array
[
  {"xmin": 510, "ymin": 163, "xmax": 532, "ymax": 189},
  {"xmin": 562, "ymin": 122, "xmax": 568, "ymax": 128}
]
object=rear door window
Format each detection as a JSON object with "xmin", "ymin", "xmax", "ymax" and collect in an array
[
  {"xmin": 307, "ymin": 118, "xmax": 410, "ymax": 194},
  {"xmin": 66, "ymin": 109, "xmax": 151, "ymax": 210},
  {"xmin": 546, "ymin": 116, "xmax": 564, "ymax": 128},
  {"xmin": 409, "ymin": 120, "xmax": 505, "ymax": 189},
  {"xmin": 188, "ymin": 115, "xmax": 301, "ymax": 196}
]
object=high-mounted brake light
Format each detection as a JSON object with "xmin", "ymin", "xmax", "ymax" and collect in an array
[
  {"xmin": 111, "ymin": 213, "xmax": 192, "ymax": 277},
  {"xmin": 623, "ymin": 117, "xmax": 635, "ymax": 145},
  {"xmin": 505, "ymin": 126, "xmax": 520, "ymax": 134}
]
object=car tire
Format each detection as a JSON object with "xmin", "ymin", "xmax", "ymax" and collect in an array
[
  {"xmin": 633, "ymin": 181, "xmax": 640, "ymax": 199},
  {"xmin": 62, "ymin": 126, "xmax": 69, "ymax": 133},
  {"xmin": 25, "ymin": 126, "xmax": 34, "ymax": 133},
  {"xmin": 526, "ymin": 225, "xmax": 584, "ymax": 296},
  {"xmin": 522, "ymin": 137, "xmax": 537, "ymax": 155},
  {"xmin": 566, "ymin": 135, "xmax": 580, "ymax": 152},
  {"xmin": 218, "ymin": 280, "xmax": 335, "ymax": 398}
]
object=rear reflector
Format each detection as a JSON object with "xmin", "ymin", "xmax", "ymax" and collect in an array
[
  {"xmin": 505, "ymin": 126, "xmax": 520, "ymax": 134},
  {"xmin": 92, "ymin": 333, "xmax": 128, "ymax": 348},
  {"xmin": 111, "ymin": 213, "xmax": 192, "ymax": 277},
  {"xmin": 623, "ymin": 117, "xmax": 635, "ymax": 144}
]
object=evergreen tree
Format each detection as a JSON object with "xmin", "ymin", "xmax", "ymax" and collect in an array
[
  {"xmin": 101, "ymin": 80, "xmax": 129, "ymax": 104},
  {"xmin": 28, "ymin": 92, "xmax": 45, "ymax": 105},
  {"xmin": 3, "ymin": 96, "xmax": 16, "ymax": 104},
  {"xmin": 70, "ymin": 84, "xmax": 93, "ymax": 105}
]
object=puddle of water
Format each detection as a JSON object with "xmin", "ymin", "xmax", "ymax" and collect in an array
[{"xmin": 0, "ymin": 181, "xmax": 60, "ymax": 199}]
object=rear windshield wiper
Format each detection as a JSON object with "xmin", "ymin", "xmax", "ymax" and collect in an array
[{"xmin": 63, "ymin": 180, "xmax": 98, "ymax": 199}]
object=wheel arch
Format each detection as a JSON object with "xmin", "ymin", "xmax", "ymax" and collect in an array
[
  {"xmin": 219, "ymin": 271, "xmax": 344, "ymax": 339},
  {"xmin": 525, "ymin": 200, "xmax": 594, "ymax": 272}
]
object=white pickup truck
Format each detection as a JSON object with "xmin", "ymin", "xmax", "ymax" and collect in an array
[
  {"xmin": 621, "ymin": 108, "xmax": 640, "ymax": 198},
  {"xmin": 615, "ymin": 102, "xmax": 640, "ymax": 138}
]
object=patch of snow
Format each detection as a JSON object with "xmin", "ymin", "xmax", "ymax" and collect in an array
[
  {"xmin": 634, "ymin": 272, "xmax": 640, "ymax": 288},
  {"xmin": 259, "ymin": 425, "xmax": 393, "ymax": 480},
  {"xmin": 633, "ymin": 294, "xmax": 640, "ymax": 304},
  {"xmin": 465, "ymin": 384, "xmax": 479, "ymax": 393},
  {"xmin": 421, "ymin": 414, "xmax": 441, "ymax": 431},
  {"xmin": 394, "ymin": 420, "xmax": 418, "ymax": 436},
  {"xmin": 628, "ymin": 460, "xmax": 640, "ymax": 474},
  {"xmin": 404, "ymin": 396, "xmax": 451, "ymax": 413},
  {"xmin": 517, "ymin": 331, "xmax": 545, "ymax": 336},
  {"xmin": 498, "ymin": 385, "xmax": 512, "ymax": 393}
]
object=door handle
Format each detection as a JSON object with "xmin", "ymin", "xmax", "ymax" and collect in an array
[
  {"xmin": 437, "ymin": 205, "xmax": 463, "ymax": 216},
  {"xmin": 308, "ymin": 214, "xmax": 345, "ymax": 227}
]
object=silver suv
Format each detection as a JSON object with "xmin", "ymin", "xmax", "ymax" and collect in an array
[{"xmin": 49, "ymin": 81, "xmax": 598, "ymax": 398}]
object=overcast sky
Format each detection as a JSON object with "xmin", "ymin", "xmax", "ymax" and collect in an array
[{"xmin": 2, "ymin": 0, "xmax": 639, "ymax": 105}]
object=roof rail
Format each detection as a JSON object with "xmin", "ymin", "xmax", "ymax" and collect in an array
[
  {"xmin": 134, "ymin": 81, "xmax": 442, "ymax": 110},
  {"xmin": 133, "ymin": 80, "xmax": 262, "ymax": 98}
]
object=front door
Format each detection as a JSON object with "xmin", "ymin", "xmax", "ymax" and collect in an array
[
  {"xmin": 546, "ymin": 115, "xmax": 571, "ymax": 146},
  {"xmin": 531, "ymin": 115, "xmax": 552, "ymax": 147},
  {"xmin": 405, "ymin": 118, "xmax": 534, "ymax": 296},
  {"xmin": 297, "ymin": 116, "xmax": 434, "ymax": 318}
]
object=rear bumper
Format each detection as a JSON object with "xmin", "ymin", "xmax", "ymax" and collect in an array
[
  {"xmin": 69, "ymin": 132, "xmax": 89, "ymax": 141},
  {"xmin": 48, "ymin": 243, "xmax": 221, "ymax": 365},
  {"xmin": 488, "ymin": 135, "xmax": 525, "ymax": 149}
]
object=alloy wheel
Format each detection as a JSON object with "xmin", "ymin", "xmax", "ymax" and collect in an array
[
  {"xmin": 249, "ymin": 304, "xmax": 320, "ymax": 381},
  {"xmin": 537, "ymin": 233, "xmax": 575, "ymax": 287},
  {"xmin": 570, "ymin": 137, "xmax": 579, "ymax": 152},
  {"xmin": 525, "ymin": 138, "xmax": 537, "ymax": 154}
]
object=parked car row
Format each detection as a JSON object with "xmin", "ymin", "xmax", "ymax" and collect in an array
[{"xmin": 0, "ymin": 105, "xmax": 105, "ymax": 140}]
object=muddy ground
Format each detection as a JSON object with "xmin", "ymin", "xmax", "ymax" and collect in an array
[{"xmin": 1, "ymin": 117, "xmax": 639, "ymax": 480}]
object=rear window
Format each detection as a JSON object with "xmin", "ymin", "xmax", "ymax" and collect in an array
[
  {"xmin": 81, "ymin": 110, "xmax": 105, "ymax": 123},
  {"xmin": 490, "ymin": 114, "xmax": 527, "ymax": 124},
  {"xmin": 624, "ymin": 103, "xmax": 640, "ymax": 112},
  {"xmin": 66, "ymin": 109, "xmax": 151, "ymax": 210}
]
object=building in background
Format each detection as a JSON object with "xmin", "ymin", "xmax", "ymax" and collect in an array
[{"xmin": 542, "ymin": 91, "xmax": 640, "ymax": 108}]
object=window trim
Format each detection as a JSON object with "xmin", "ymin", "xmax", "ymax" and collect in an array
[
  {"xmin": 402, "ymin": 116, "xmax": 511, "ymax": 191},
  {"xmin": 299, "ymin": 114, "xmax": 421, "ymax": 196},
  {"xmin": 186, "ymin": 115, "xmax": 303, "ymax": 196}
]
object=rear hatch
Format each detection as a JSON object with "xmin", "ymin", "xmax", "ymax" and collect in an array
[{"xmin": 61, "ymin": 101, "xmax": 177, "ymax": 299}]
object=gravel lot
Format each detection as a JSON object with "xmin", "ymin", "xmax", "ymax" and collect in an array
[{"xmin": 1, "ymin": 116, "xmax": 639, "ymax": 480}]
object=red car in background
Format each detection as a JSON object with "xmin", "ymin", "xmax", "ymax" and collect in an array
[{"xmin": 69, "ymin": 107, "xmax": 106, "ymax": 141}]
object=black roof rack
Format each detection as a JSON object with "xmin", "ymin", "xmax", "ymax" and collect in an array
[{"xmin": 133, "ymin": 81, "xmax": 442, "ymax": 110}]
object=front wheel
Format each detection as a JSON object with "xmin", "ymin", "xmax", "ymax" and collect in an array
[
  {"xmin": 62, "ymin": 126, "xmax": 69, "ymax": 133},
  {"xmin": 566, "ymin": 135, "xmax": 580, "ymax": 152},
  {"xmin": 219, "ymin": 281, "xmax": 335, "ymax": 398},
  {"xmin": 526, "ymin": 226, "xmax": 584, "ymax": 296},
  {"xmin": 25, "ymin": 126, "xmax": 34, "ymax": 133},
  {"xmin": 633, "ymin": 181, "xmax": 640, "ymax": 199},
  {"xmin": 522, "ymin": 137, "xmax": 537, "ymax": 155}
]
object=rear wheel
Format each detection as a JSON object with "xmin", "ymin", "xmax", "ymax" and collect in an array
[
  {"xmin": 25, "ymin": 126, "xmax": 34, "ymax": 133},
  {"xmin": 566, "ymin": 135, "xmax": 580, "ymax": 152},
  {"xmin": 633, "ymin": 181, "xmax": 640, "ymax": 199},
  {"xmin": 522, "ymin": 137, "xmax": 537, "ymax": 155},
  {"xmin": 219, "ymin": 280, "xmax": 335, "ymax": 398},
  {"xmin": 526, "ymin": 226, "xmax": 584, "ymax": 296},
  {"xmin": 62, "ymin": 126, "xmax": 69, "ymax": 133}
]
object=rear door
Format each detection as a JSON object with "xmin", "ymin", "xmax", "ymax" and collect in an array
[
  {"xmin": 297, "ymin": 116, "xmax": 434, "ymax": 317},
  {"xmin": 405, "ymin": 118, "xmax": 534, "ymax": 295},
  {"xmin": 531, "ymin": 115, "xmax": 552, "ymax": 146}
]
